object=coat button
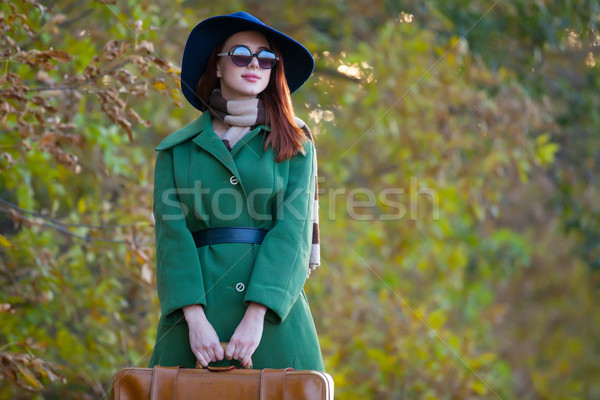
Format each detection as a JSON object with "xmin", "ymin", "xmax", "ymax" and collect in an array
[
  {"xmin": 235, "ymin": 283, "xmax": 245, "ymax": 292},
  {"xmin": 229, "ymin": 176, "xmax": 239, "ymax": 185}
]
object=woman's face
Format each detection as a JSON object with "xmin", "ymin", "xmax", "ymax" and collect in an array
[{"xmin": 216, "ymin": 31, "xmax": 273, "ymax": 100}]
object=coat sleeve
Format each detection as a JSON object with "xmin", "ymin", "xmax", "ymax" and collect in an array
[
  {"xmin": 154, "ymin": 148, "xmax": 206, "ymax": 325},
  {"xmin": 244, "ymin": 140, "xmax": 315, "ymax": 325}
]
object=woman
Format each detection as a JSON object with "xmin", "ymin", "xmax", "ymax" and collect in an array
[{"xmin": 148, "ymin": 12, "xmax": 324, "ymax": 372}]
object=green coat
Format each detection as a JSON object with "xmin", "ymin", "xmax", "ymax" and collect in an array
[{"xmin": 148, "ymin": 112, "xmax": 324, "ymax": 371}]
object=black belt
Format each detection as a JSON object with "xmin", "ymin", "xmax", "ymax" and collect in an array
[{"xmin": 192, "ymin": 227, "xmax": 268, "ymax": 247}]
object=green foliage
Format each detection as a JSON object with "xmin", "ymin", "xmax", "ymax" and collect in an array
[
  {"xmin": 408, "ymin": 0, "xmax": 600, "ymax": 279},
  {"xmin": 0, "ymin": 0, "xmax": 171, "ymax": 397},
  {"xmin": 304, "ymin": 17, "xmax": 548, "ymax": 399},
  {"xmin": 1, "ymin": 0, "xmax": 599, "ymax": 399}
]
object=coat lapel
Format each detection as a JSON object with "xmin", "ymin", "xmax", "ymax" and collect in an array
[
  {"xmin": 155, "ymin": 114, "xmax": 208, "ymax": 152},
  {"xmin": 192, "ymin": 129, "xmax": 241, "ymax": 180},
  {"xmin": 229, "ymin": 125, "xmax": 268, "ymax": 158},
  {"xmin": 159, "ymin": 113, "xmax": 272, "ymax": 196},
  {"xmin": 193, "ymin": 123, "xmax": 269, "ymax": 175}
]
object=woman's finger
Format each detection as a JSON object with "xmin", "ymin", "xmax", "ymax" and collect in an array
[
  {"xmin": 232, "ymin": 347, "xmax": 241, "ymax": 361},
  {"xmin": 205, "ymin": 347, "xmax": 216, "ymax": 362},
  {"xmin": 196, "ymin": 353, "xmax": 209, "ymax": 368},
  {"xmin": 230, "ymin": 341, "xmax": 244, "ymax": 361},
  {"xmin": 225, "ymin": 343, "xmax": 236, "ymax": 360},
  {"xmin": 236, "ymin": 345, "xmax": 248, "ymax": 363},
  {"xmin": 213, "ymin": 343, "xmax": 225, "ymax": 361},
  {"xmin": 241, "ymin": 355, "xmax": 252, "ymax": 369}
]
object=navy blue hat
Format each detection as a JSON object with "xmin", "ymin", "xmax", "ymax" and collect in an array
[{"xmin": 181, "ymin": 12, "xmax": 315, "ymax": 110}]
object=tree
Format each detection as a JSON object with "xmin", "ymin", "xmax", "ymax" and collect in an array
[{"xmin": 0, "ymin": 1, "xmax": 177, "ymax": 397}]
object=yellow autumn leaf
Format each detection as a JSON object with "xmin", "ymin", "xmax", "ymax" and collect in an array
[
  {"xmin": 427, "ymin": 309, "xmax": 447, "ymax": 330},
  {"xmin": 153, "ymin": 81, "xmax": 168, "ymax": 91},
  {"xmin": 17, "ymin": 364, "xmax": 43, "ymax": 390},
  {"xmin": 470, "ymin": 380, "xmax": 488, "ymax": 395},
  {"xmin": 77, "ymin": 197, "xmax": 86, "ymax": 213},
  {"xmin": 0, "ymin": 234, "xmax": 15, "ymax": 249},
  {"xmin": 134, "ymin": 249, "xmax": 149, "ymax": 264}
]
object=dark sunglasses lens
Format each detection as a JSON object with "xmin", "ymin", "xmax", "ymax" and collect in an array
[
  {"xmin": 257, "ymin": 50, "xmax": 277, "ymax": 69},
  {"xmin": 231, "ymin": 55, "xmax": 252, "ymax": 66},
  {"xmin": 231, "ymin": 47, "xmax": 252, "ymax": 66}
]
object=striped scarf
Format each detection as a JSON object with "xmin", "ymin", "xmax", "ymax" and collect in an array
[{"xmin": 208, "ymin": 90, "xmax": 321, "ymax": 276}]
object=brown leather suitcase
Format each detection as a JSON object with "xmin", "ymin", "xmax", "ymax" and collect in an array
[{"xmin": 111, "ymin": 366, "xmax": 334, "ymax": 400}]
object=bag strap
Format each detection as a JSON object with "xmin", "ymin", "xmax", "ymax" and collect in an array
[
  {"xmin": 260, "ymin": 368, "xmax": 292, "ymax": 400},
  {"xmin": 150, "ymin": 366, "xmax": 180, "ymax": 400}
]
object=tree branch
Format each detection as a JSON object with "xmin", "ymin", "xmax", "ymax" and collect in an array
[
  {"xmin": 0, "ymin": 60, "xmax": 131, "ymax": 94},
  {"xmin": 57, "ymin": 7, "xmax": 96, "ymax": 28},
  {"xmin": 0, "ymin": 199, "xmax": 148, "ymax": 244},
  {"xmin": 0, "ymin": 207, "xmax": 126, "ymax": 243},
  {"xmin": 15, "ymin": 1, "xmax": 96, "ymax": 51}
]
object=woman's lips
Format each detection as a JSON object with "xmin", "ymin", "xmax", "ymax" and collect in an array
[{"xmin": 242, "ymin": 73, "xmax": 260, "ymax": 82}]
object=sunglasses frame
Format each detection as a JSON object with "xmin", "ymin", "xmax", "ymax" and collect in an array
[{"xmin": 217, "ymin": 45, "xmax": 279, "ymax": 69}]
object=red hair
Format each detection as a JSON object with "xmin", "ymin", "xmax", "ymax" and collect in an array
[
  {"xmin": 196, "ymin": 39, "xmax": 308, "ymax": 162},
  {"xmin": 196, "ymin": 49, "xmax": 220, "ymax": 111}
]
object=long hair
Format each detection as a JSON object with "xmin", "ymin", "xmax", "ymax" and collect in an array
[
  {"xmin": 195, "ymin": 39, "xmax": 308, "ymax": 163},
  {"xmin": 195, "ymin": 49, "xmax": 220, "ymax": 111}
]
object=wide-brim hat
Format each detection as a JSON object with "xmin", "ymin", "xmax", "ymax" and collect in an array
[{"xmin": 181, "ymin": 11, "xmax": 315, "ymax": 111}]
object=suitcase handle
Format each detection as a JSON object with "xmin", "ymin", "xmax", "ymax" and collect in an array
[
  {"xmin": 206, "ymin": 365, "xmax": 237, "ymax": 372},
  {"xmin": 195, "ymin": 342, "xmax": 253, "ymax": 370}
]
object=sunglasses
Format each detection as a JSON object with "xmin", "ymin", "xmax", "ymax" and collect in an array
[{"xmin": 217, "ymin": 45, "xmax": 279, "ymax": 69}]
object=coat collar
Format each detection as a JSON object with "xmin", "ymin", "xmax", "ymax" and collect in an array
[
  {"xmin": 190, "ymin": 118, "xmax": 268, "ymax": 181},
  {"xmin": 155, "ymin": 113, "xmax": 211, "ymax": 152},
  {"xmin": 155, "ymin": 112, "xmax": 270, "ymax": 154},
  {"xmin": 156, "ymin": 113, "xmax": 270, "ymax": 192}
]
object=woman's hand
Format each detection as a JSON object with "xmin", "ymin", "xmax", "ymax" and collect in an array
[
  {"xmin": 183, "ymin": 305, "xmax": 224, "ymax": 367},
  {"xmin": 226, "ymin": 302, "xmax": 267, "ymax": 368}
]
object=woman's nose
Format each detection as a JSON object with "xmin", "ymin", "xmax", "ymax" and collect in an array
[{"xmin": 248, "ymin": 56, "xmax": 260, "ymax": 68}]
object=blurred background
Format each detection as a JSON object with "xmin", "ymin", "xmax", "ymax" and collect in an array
[{"xmin": 1, "ymin": 0, "xmax": 599, "ymax": 399}]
